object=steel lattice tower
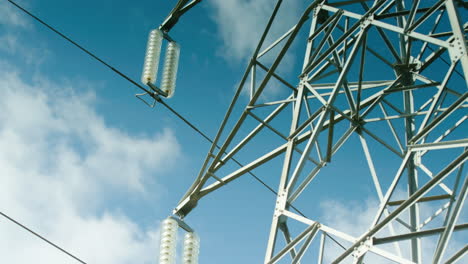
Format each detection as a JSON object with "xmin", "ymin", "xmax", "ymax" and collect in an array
[{"xmin": 171, "ymin": 0, "xmax": 468, "ymax": 263}]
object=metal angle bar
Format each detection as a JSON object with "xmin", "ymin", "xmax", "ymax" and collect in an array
[
  {"xmin": 247, "ymin": 110, "xmax": 289, "ymax": 141},
  {"xmin": 256, "ymin": 61, "xmax": 298, "ymax": 92},
  {"xmin": 356, "ymin": 32, "xmax": 367, "ymax": 114},
  {"xmin": 287, "ymin": 110, "xmax": 332, "ymax": 199},
  {"xmin": 373, "ymin": 223, "xmax": 468, "ymax": 245},
  {"xmin": 267, "ymin": 224, "xmax": 319, "ymax": 264},
  {"xmin": 375, "ymin": 5, "xmax": 443, "ymax": 20},
  {"xmin": 403, "ymin": 0, "xmax": 421, "ymax": 34},
  {"xmin": 431, "ymin": 28, "xmax": 468, "ymax": 39},
  {"xmin": 287, "ymin": 162, "xmax": 325, "ymax": 201},
  {"xmin": 304, "ymin": 82, "xmax": 328, "ymax": 106},
  {"xmin": 417, "ymin": 8, "xmax": 445, "ymax": 61},
  {"xmin": 419, "ymin": 201, "xmax": 450, "ymax": 229},
  {"xmin": 359, "ymin": 132, "xmax": 385, "ymax": 200},
  {"xmin": 433, "ymin": 170, "xmax": 468, "ymax": 263},
  {"xmin": 204, "ymin": 78, "xmax": 404, "ymax": 203},
  {"xmin": 359, "ymin": 132, "xmax": 403, "ymax": 257},
  {"xmin": 388, "ymin": 194, "xmax": 452, "ymax": 206},
  {"xmin": 335, "ymin": 22, "xmax": 395, "ymax": 67},
  {"xmin": 354, "ymin": 256, "xmax": 365, "ymax": 264},
  {"xmin": 307, "ymin": 8, "xmax": 344, "ymax": 43},
  {"xmin": 322, "ymin": 225, "xmax": 414, "ymax": 263},
  {"xmin": 445, "ymin": 0, "xmax": 468, "ymax": 85},
  {"xmin": 306, "ymin": 27, "xmax": 359, "ymax": 82},
  {"xmin": 443, "ymin": 162, "xmax": 465, "ymax": 226},
  {"xmin": 384, "ymin": 82, "xmax": 442, "ymax": 93},
  {"xmin": 291, "ymin": 230, "xmax": 316, "ymax": 264},
  {"xmin": 305, "ymin": 82, "xmax": 390, "ymax": 99},
  {"xmin": 307, "ymin": 10, "xmax": 344, "ymax": 67},
  {"xmin": 409, "ymin": 139, "xmax": 468, "ymax": 151},
  {"xmin": 250, "ymin": 64, "xmax": 256, "ymax": 99},
  {"xmin": 287, "ymin": 106, "xmax": 324, "ymax": 140},
  {"xmin": 213, "ymin": 96, "xmax": 290, "ymax": 171},
  {"xmin": 288, "ymin": 127, "xmax": 356, "ymax": 203},
  {"xmin": 376, "ymin": 0, "xmax": 396, "ymax": 16},
  {"xmin": 372, "ymin": 151, "xmax": 412, "ymax": 226},
  {"xmin": 304, "ymin": 98, "xmax": 324, "ymax": 162},
  {"xmin": 302, "ymin": 7, "xmax": 318, "ymax": 72},
  {"xmin": 420, "ymin": 115, "xmax": 467, "ymax": 157},
  {"xmin": 280, "ymin": 223, "xmax": 298, "ymax": 260},
  {"xmin": 417, "ymin": 62, "xmax": 457, "ymax": 137},
  {"xmin": 199, "ymin": 143, "xmax": 286, "ymax": 196},
  {"xmin": 363, "ymin": 105, "xmax": 468, "ymax": 122},
  {"xmin": 302, "ymin": 1, "xmax": 386, "ymax": 77},
  {"xmin": 327, "ymin": 35, "xmax": 357, "ymax": 113},
  {"xmin": 360, "ymin": 77, "xmax": 403, "ymax": 119},
  {"xmin": 209, "ymin": 102, "xmax": 365, "ymax": 199},
  {"xmin": 257, "ymin": 24, "xmax": 297, "ymax": 59},
  {"xmin": 419, "ymin": 41, "xmax": 448, "ymax": 73},
  {"xmin": 169, "ymin": 216, "xmax": 194, "ymax": 233},
  {"xmin": 308, "ymin": 80, "xmax": 393, "ymax": 89},
  {"xmin": 360, "ymin": 127, "xmax": 404, "ymax": 157},
  {"xmin": 306, "ymin": 25, "xmax": 352, "ymax": 81},
  {"xmin": 379, "ymin": 103, "xmax": 404, "ymax": 153},
  {"xmin": 318, "ymin": 232, "xmax": 326, "ymax": 264},
  {"xmin": 407, "ymin": 0, "xmax": 445, "ymax": 32},
  {"xmin": 404, "ymin": 36, "xmax": 413, "ymax": 66},
  {"xmin": 179, "ymin": 0, "xmax": 201, "ymax": 13},
  {"xmin": 249, "ymin": 98, "xmax": 295, "ymax": 108},
  {"xmin": 246, "ymin": 109, "xmax": 321, "ymax": 166},
  {"xmin": 326, "ymin": 110, "xmax": 335, "ymax": 162},
  {"xmin": 266, "ymin": 119, "xmax": 301, "ymax": 262},
  {"xmin": 325, "ymin": 4, "xmax": 451, "ymax": 48},
  {"xmin": 417, "ymin": 163, "xmax": 453, "ymax": 195},
  {"xmin": 307, "ymin": 57, "xmax": 338, "ymax": 82},
  {"xmin": 332, "ymin": 150, "xmax": 468, "ymax": 263},
  {"xmin": 360, "ymin": 2, "xmax": 402, "ymax": 63},
  {"xmin": 410, "ymin": 92, "xmax": 468, "ymax": 144},
  {"xmin": 382, "ymin": 98, "xmax": 404, "ymax": 115},
  {"xmin": 445, "ymin": 245, "xmax": 468, "ymax": 264},
  {"xmin": 281, "ymin": 210, "xmax": 356, "ymax": 243},
  {"xmin": 281, "ymin": 212, "xmax": 409, "ymax": 263},
  {"xmin": 177, "ymin": 0, "xmax": 286, "ymax": 205},
  {"xmin": 289, "ymin": 29, "xmax": 368, "ymax": 192}
]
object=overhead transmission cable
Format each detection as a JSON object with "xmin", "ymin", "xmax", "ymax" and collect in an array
[
  {"xmin": 6, "ymin": 0, "xmax": 298, "ymax": 213},
  {"xmin": 7, "ymin": 0, "xmax": 349, "ymax": 252},
  {"xmin": 0, "ymin": 211, "xmax": 88, "ymax": 264}
]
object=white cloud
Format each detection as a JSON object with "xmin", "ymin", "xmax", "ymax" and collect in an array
[
  {"xmin": 0, "ymin": 62, "xmax": 180, "ymax": 263},
  {"xmin": 208, "ymin": 0, "xmax": 301, "ymax": 62},
  {"xmin": 319, "ymin": 196, "xmax": 466, "ymax": 263},
  {"xmin": 0, "ymin": 1, "xmax": 29, "ymax": 28},
  {"xmin": 208, "ymin": 0, "xmax": 303, "ymax": 101}
]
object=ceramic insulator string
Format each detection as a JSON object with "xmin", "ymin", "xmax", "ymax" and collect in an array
[
  {"xmin": 160, "ymin": 41, "xmax": 180, "ymax": 98},
  {"xmin": 141, "ymin": 29, "xmax": 163, "ymax": 85},
  {"xmin": 159, "ymin": 218, "xmax": 178, "ymax": 264}
]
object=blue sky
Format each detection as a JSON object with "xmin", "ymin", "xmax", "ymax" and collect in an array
[
  {"xmin": 0, "ymin": 1, "xmax": 467, "ymax": 264},
  {"xmin": 0, "ymin": 1, "xmax": 304, "ymax": 263}
]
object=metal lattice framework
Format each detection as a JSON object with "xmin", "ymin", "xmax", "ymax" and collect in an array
[{"xmin": 173, "ymin": 0, "xmax": 468, "ymax": 263}]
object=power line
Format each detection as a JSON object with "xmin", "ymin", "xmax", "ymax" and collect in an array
[
  {"xmin": 6, "ymin": 0, "xmax": 347, "ymax": 252},
  {"xmin": 6, "ymin": 0, "xmax": 290, "ymax": 211},
  {"xmin": 0, "ymin": 211, "xmax": 88, "ymax": 264}
]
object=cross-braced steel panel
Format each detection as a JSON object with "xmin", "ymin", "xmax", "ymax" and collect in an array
[{"xmin": 174, "ymin": 1, "xmax": 468, "ymax": 263}]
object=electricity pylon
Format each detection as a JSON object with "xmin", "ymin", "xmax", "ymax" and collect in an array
[{"xmin": 172, "ymin": 0, "xmax": 467, "ymax": 263}]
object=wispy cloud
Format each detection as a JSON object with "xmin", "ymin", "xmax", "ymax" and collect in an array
[
  {"xmin": 207, "ymin": 0, "xmax": 301, "ymax": 63},
  {"xmin": 0, "ymin": 61, "xmax": 180, "ymax": 263},
  {"xmin": 207, "ymin": 0, "xmax": 302, "ymax": 101},
  {"xmin": 319, "ymin": 196, "xmax": 466, "ymax": 263},
  {"xmin": 0, "ymin": 1, "xmax": 29, "ymax": 28}
]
